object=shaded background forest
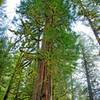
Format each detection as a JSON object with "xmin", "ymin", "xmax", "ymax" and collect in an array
[{"xmin": 0, "ymin": 0, "xmax": 100, "ymax": 100}]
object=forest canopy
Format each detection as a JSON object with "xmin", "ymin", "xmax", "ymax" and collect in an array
[{"xmin": 0, "ymin": 0, "xmax": 100, "ymax": 100}]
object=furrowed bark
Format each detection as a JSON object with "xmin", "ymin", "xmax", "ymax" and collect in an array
[{"xmin": 33, "ymin": 6, "xmax": 53, "ymax": 100}]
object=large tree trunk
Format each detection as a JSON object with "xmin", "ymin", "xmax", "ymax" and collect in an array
[
  {"xmin": 34, "ymin": 59, "xmax": 51, "ymax": 100},
  {"xmin": 33, "ymin": 6, "xmax": 53, "ymax": 100},
  {"xmin": 33, "ymin": 40, "xmax": 52, "ymax": 100}
]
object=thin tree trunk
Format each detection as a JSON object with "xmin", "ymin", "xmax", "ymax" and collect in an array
[
  {"xmin": 87, "ymin": 17, "xmax": 100, "ymax": 45},
  {"xmin": 82, "ymin": 47, "xmax": 94, "ymax": 100},
  {"xmin": 3, "ymin": 54, "xmax": 23, "ymax": 100},
  {"xmin": 3, "ymin": 73, "xmax": 14, "ymax": 100},
  {"xmin": 78, "ymin": 0, "xmax": 100, "ymax": 46}
]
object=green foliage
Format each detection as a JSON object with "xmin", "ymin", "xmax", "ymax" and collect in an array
[
  {"xmin": 1, "ymin": 0, "xmax": 99, "ymax": 100},
  {"xmin": 8, "ymin": 0, "xmax": 80, "ymax": 99},
  {"xmin": 2, "ymin": 0, "xmax": 99, "ymax": 100},
  {"xmin": 0, "ymin": 39, "xmax": 15, "ymax": 99},
  {"xmin": 0, "ymin": 0, "xmax": 3, "ymax": 5}
]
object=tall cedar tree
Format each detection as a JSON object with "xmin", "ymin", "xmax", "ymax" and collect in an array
[{"xmin": 14, "ymin": 0, "xmax": 79, "ymax": 100}]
